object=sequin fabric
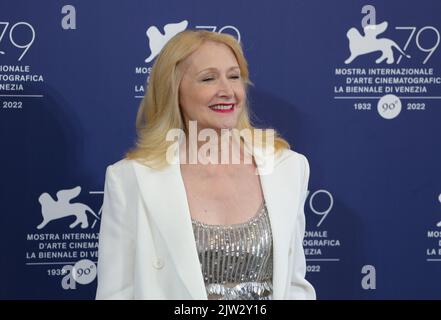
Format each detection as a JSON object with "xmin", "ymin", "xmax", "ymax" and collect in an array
[{"xmin": 191, "ymin": 201, "xmax": 273, "ymax": 300}]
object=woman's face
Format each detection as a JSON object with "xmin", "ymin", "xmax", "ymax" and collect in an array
[{"xmin": 178, "ymin": 41, "xmax": 245, "ymax": 133}]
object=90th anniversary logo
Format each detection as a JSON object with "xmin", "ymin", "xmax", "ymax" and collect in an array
[
  {"xmin": 334, "ymin": 5, "xmax": 441, "ymax": 119},
  {"xmin": 25, "ymin": 186, "xmax": 102, "ymax": 290}
]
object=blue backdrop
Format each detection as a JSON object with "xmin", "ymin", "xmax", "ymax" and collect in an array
[{"xmin": 1, "ymin": 0, "xmax": 440, "ymax": 299}]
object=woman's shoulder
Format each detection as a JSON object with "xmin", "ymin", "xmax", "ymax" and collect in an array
[
  {"xmin": 107, "ymin": 158, "xmax": 134, "ymax": 170},
  {"xmin": 276, "ymin": 148, "xmax": 309, "ymax": 168},
  {"xmin": 105, "ymin": 158, "xmax": 140, "ymax": 179},
  {"xmin": 276, "ymin": 149, "xmax": 310, "ymax": 185},
  {"xmin": 105, "ymin": 157, "xmax": 161, "ymax": 180}
]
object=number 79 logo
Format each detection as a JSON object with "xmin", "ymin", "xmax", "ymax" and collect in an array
[
  {"xmin": 396, "ymin": 26, "xmax": 440, "ymax": 64},
  {"xmin": 0, "ymin": 21, "xmax": 35, "ymax": 61}
]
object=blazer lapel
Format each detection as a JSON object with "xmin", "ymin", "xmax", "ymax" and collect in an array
[
  {"xmin": 132, "ymin": 139, "xmax": 207, "ymax": 299},
  {"xmin": 248, "ymin": 137, "xmax": 302, "ymax": 300}
]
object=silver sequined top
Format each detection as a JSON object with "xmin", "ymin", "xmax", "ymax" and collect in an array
[{"xmin": 191, "ymin": 200, "xmax": 273, "ymax": 300}]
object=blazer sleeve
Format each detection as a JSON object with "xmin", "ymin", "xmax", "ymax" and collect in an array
[
  {"xmin": 287, "ymin": 154, "xmax": 316, "ymax": 299},
  {"xmin": 96, "ymin": 164, "xmax": 135, "ymax": 299}
]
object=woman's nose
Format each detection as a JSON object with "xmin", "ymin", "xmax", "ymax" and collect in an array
[{"xmin": 217, "ymin": 77, "xmax": 234, "ymax": 97}]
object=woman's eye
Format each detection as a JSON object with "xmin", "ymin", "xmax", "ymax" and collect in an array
[
  {"xmin": 202, "ymin": 78, "xmax": 214, "ymax": 82},
  {"xmin": 230, "ymin": 75, "xmax": 240, "ymax": 79}
]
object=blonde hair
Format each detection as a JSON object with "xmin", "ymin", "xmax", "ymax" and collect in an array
[{"xmin": 126, "ymin": 30, "xmax": 290, "ymax": 169}]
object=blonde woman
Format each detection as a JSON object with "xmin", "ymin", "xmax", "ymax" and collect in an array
[{"xmin": 96, "ymin": 30, "xmax": 316, "ymax": 300}]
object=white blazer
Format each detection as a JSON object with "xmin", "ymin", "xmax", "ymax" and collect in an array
[{"xmin": 96, "ymin": 143, "xmax": 316, "ymax": 300}]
